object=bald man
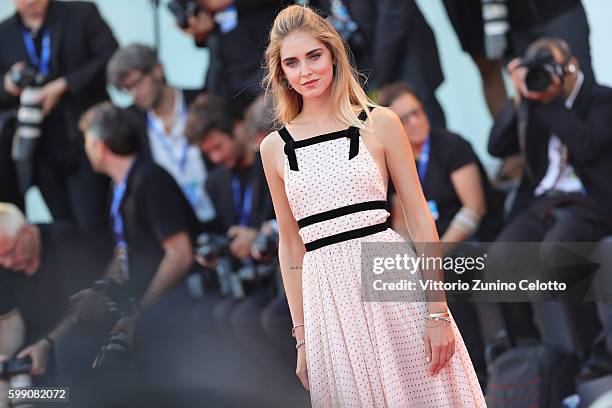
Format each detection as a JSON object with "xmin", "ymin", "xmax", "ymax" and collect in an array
[{"xmin": 0, "ymin": 203, "xmax": 112, "ymax": 381}]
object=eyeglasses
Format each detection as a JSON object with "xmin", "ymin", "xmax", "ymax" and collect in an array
[{"xmin": 398, "ymin": 107, "xmax": 424, "ymax": 124}]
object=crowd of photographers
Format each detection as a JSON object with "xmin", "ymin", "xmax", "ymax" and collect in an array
[{"xmin": 1, "ymin": 0, "xmax": 612, "ymax": 406}]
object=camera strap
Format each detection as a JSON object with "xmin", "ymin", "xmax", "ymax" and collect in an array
[
  {"xmin": 110, "ymin": 160, "xmax": 137, "ymax": 281},
  {"xmin": 21, "ymin": 29, "xmax": 51, "ymax": 76}
]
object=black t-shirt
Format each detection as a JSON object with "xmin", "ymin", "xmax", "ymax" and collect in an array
[
  {"xmin": 205, "ymin": 152, "xmax": 275, "ymax": 233},
  {"xmin": 0, "ymin": 223, "xmax": 113, "ymax": 339},
  {"xmin": 120, "ymin": 156, "xmax": 201, "ymax": 296},
  {"xmin": 388, "ymin": 128, "xmax": 501, "ymax": 239}
]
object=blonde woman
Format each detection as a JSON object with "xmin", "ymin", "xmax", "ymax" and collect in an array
[{"xmin": 259, "ymin": 5, "xmax": 486, "ymax": 407}]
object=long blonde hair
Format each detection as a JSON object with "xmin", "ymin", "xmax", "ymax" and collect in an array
[{"xmin": 263, "ymin": 5, "xmax": 376, "ymax": 128}]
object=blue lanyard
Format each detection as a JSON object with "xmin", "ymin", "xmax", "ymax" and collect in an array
[
  {"xmin": 110, "ymin": 161, "xmax": 136, "ymax": 269},
  {"xmin": 146, "ymin": 109, "xmax": 189, "ymax": 173},
  {"xmin": 416, "ymin": 137, "xmax": 430, "ymax": 186},
  {"xmin": 231, "ymin": 175, "xmax": 253, "ymax": 226},
  {"xmin": 21, "ymin": 29, "xmax": 51, "ymax": 76}
]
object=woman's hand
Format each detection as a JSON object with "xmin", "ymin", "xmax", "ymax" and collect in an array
[
  {"xmin": 296, "ymin": 346, "xmax": 309, "ymax": 391},
  {"xmin": 423, "ymin": 321, "xmax": 455, "ymax": 375}
]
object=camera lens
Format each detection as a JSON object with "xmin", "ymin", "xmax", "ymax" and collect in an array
[{"xmin": 525, "ymin": 67, "xmax": 552, "ymax": 93}]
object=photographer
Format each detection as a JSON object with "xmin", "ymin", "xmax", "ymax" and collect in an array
[
  {"xmin": 53, "ymin": 103, "xmax": 202, "ymax": 407},
  {"xmin": 185, "ymin": 94, "xmax": 300, "ymax": 402},
  {"xmin": 107, "ymin": 44, "xmax": 216, "ymax": 226},
  {"xmin": 488, "ymin": 38, "xmax": 612, "ymax": 373},
  {"xmin": 0, "ymin": 0, "xmax": 118, "ymax": 227},
  {"xmin": 0, "ymin": 202, "xmax": 112, "ymax": 404},
  {"xmin": 176, "ymin": 0, "xmax": 290, "ymax": 116}
]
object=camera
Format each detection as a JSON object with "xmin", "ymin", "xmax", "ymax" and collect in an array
[
  {"xmin": 10, "ymin": 65, "xmax": 48, "ymax": 193},
  {"xmin": 91, "ymin": 330, "xmax": 130, "ymax": 370},
  {"xmin": 253, "ymin": 228, "xmax": 279, "ymax": 259},
  {"xmin": 520, "ymin": 47, "xmax": 566, "ymax": 93},
  {"xmin": 167, "ymin": 0, "xmax": 201, "ymax": 29},
  {"xmin": 0, "ymin": 356, "xmax": 32, "ymax": 379},
  {"xmin": 195, "ymin": 233, "xmax": 244, "ymax": 298}
]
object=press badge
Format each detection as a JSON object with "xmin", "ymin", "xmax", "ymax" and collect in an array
[
  {"xmin": 215, "ymin": 5, "xmax": 238, "ymax": 33},
  {"xmin": 427, "ymin": 200, "xmax": 439, "ymax": 221}
]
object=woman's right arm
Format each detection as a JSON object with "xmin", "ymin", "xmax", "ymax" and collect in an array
[
  {"xmin": 260, "ymin": 133, "xmax": 309, "ymax": 389},
  {"xmin": 260, "ymin": 132, "xmax": 306, "ymax": 330}
]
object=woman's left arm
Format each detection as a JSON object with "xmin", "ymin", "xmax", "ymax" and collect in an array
[{"xmin": 371, "ymin": 108, "xmax": 455, "ymax": 375}]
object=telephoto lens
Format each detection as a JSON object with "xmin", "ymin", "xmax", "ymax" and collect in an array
[
  {"xmin": 91, "ymin": 330, "xmax": 130, "ymax": 370},
  {"xmin": 11, "ymin": 66, "xmax": 46, "ymax": 193}
]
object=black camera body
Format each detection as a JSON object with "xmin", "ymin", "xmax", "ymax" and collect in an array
[
  {"xmin": 253, "ymin": 229, "xmax": 279, "ymax": 259},
  {"xmin": 167, "ymin": 0, "xmax": 201, "ymax": 29},
  {"xmin": 0, "ymin": 356, "xmax": 33, "ymax": 379},
  {"xmin": 520, "ymin": 48, "xmax": 566, "ymax": 93},
  {"xmin": 10, "ymin": 66, "xmax": 46, "ymax": 89}
]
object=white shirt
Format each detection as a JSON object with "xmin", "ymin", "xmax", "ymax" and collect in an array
[
  {"xmin": 534, "ymin": 71, "xmax": 585, "ymax": 196},
  {"xmin": 147, "ymin": 89, "xmax": 216, "ymax": 222}
]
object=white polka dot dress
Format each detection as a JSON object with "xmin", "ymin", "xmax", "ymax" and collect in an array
[{"xmin": 278, "ymin": 114, "xmax": 487, "ymax": 408}]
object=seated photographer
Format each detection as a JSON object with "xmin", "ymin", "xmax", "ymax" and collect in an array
[
  {"xmin": 0, "ymin": 203, "xmax": 112, "ymax": 399},
  {"xmin": 0, "ymin": 0, "xmax": 118, "ymax": 227},
  {"xmin": 488, "ymin": 38, "xmax": 612, "ymax": 373},
  {"xmin": 378, "ymin": 82, "xmax": 504, "ymax": 387},
  {"xmin": 106, "ymin": 44, "xmax": 217, "ymax": 227},
  {"xmin": 54, "ymin": 103, "xmax": 202, "ymax": 407},
  {"xmin": 185, "ymin": 94, "xmax": 301, "ymax": 402}
]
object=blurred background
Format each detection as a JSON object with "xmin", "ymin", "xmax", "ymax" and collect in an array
[{"xmin": 1, "ymin": 0, "xmax": 611, "ymax": 223}]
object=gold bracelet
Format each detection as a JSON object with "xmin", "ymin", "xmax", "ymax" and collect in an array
[
  {"xmin": 295, "ymin": 339, "xmax": 306, "ymax": 350},
  {"xmin": 291, "ymin": 323, "xmax": 304, "ymax": 338}
]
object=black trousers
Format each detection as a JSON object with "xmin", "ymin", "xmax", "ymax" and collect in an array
[{"xmin": 491, "ymin": 194, "xmax": 612, "ymax": 344}]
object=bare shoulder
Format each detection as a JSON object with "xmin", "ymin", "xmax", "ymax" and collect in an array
[
  {"xmin": 260, "ymin": 131, "xmax": 284, "ymax": 161},
  {"xmin": 260, "ymin": 130, "xmax": 287, "ymax": 178},
  {"xmin": 368, "ymin": 106, "xmax": 403, "ymax": 133},
  {"xmin": 366, "ymin": 106, "xmax": 405, "ymax": 145}
]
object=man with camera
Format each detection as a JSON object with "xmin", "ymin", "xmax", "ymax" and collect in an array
[
  {"xmin": 184, "ymin": 93, "xmax": 300, "ymax": 402},
  {"xmin": 0, "ymin": 0, "xmax": 118, "ymax": 227},
  {"xmin": 0, "ymin": 202, "xmax": 113, "ymax": 405},
  {"xmin": 175, "ymin": 0, "xmax": 290, "ymax": 116},
  {"xmin": 52, "ymin": 103, "xmax": 203, "ymax": 407},
  {"xmin": 488, "ymin": 38, "xmax": 612, "ymax": 378}
]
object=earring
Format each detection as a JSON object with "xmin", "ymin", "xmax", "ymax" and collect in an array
[{"xmin": 286, "ymin": 80, "xmax": 293, "ymax": 90}]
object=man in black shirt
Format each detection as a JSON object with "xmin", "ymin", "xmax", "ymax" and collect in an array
[
  {"xmin": 0, "ymin": 203, "xmax": 112, "ymax": 384},
  {"xmin": 52, "ymin": 103, "xmax": 201, "ymax": 406},
  {"xmin": 186, "ymin": 93, "xmax": 275, "ymax": 257},
  {"xmin": 185, "ymin": 94, "xmax": 294, "ymax": 403}
]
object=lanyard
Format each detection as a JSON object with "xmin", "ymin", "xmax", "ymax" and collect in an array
[
  {"xmin": 231, "ymin": 175, "xmax": 253, "ymax": 226},
  {"xmin": 146, "ymin": 108, "xmax": 189, "ymax": 173},
  {"xmin": 22, "ymin": 29, "xmax": 51, "ymax": 76},
  {"xmin": 110, "ymin": 162, "xmax": 135, "ymax": 280},
  {"xmin": 416, "ymin": 137, "xmax": 430, "ymax": 186}
]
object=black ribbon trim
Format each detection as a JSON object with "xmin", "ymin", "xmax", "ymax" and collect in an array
[
  {"xmin": 304, "ymin": 221, "xmax": 388, "ymax": 252},
  {"xmin": 297, "ymin": 200, "xmax": 387, "ymax": 229}
]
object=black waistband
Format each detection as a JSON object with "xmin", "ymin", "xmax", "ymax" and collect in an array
[
  {"xmin": 297, "ymin": 200, "xmax": 387, "ymax": 229},
  {"xmin": 304, "ymin": 221, "xmax": 388, "ymax": 252}
]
